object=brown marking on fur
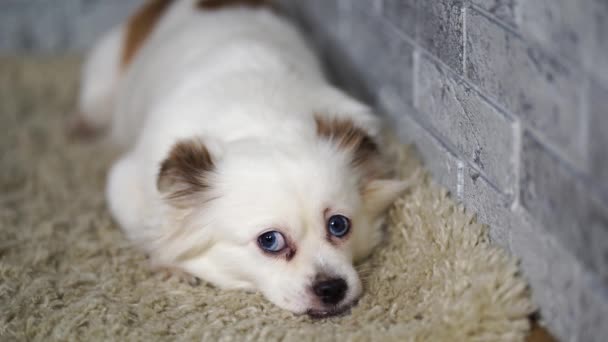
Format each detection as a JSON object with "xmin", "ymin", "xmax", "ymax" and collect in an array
[
  {"xmin": 314, "ymin": 115, "xmax": 385, "ymax": 182},
  {"xmin": 122, "ymin": 0, "xmax": 175, "ymax": 68},
  {"xmin": 285, "ymin": 248, "xmax": 296, "ymax": 261},
  {"xmin": 196, "ymin": 0, "xmax": 272, "ymax": 10},
  {"xmin": 157, "ymin": 138, "xmax": 215, "ymax": 203}
]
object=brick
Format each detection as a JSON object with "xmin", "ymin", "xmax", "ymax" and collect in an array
[
  {"xmin": 507, "ymin": 211, "xmax": 560, "ymax": 336},
  {"xmin": 511, "ymin": 0, "xmax": 608, "ymax": 84},
  {"xmin": 520, "ymin": 131, "xmax": 608, "ymax": 283},
  {"xmin": 591, "ymin": 1, "xmax": 608, "ymax": 85},
  {"xmin": 462, "ymin": 167, "xmax": 513, "ymax": 249},
  {"xmin": 471, "ymin": 0, "xmax": 518, "ymax": 25},
  {"xmin": 587, "ymin": 195, "xmax": 608, "ymax": 284},
  {"xmin": 350, "ymin": 0, "xmax": 381, "ymax": 14},
  {"xmin": 466, "ymin": 8, "xmax": 586, "ymax": 168},
  {"xmin": 518, "ymin": 0, "xmax": 606, "ymax": 81},
  {"xmin": 286, "ymin": 1, "xmax": 377, "ymax": 105},
  {"xmin": 294, "ymin": 0, "xmax": 338, "ymax": 30},
  {"xmin": 416, "ymin": 54, "xmax": 516, "ymax": 194},
  {"xmin": 379, "ymin": 91, "xmax": 461, "ymax": 196},
  {"xmin": 290, "ymin": 0, "xmax": 340, "ymax": 49},
  {"xmin": 417, "ymin": 0, "xmax": 464, "ymax": 72},
  {"xmin": 509, "ymin": 209, "xmax": 608, "ymax": 341},
  {"xmin": 340, "ymin": 9, "xmax": 415, "ymax": 106},
  {"xmin": 590, "ymin": 80, "xmax": 608, "ymax": 190},
  {"xmin": 383, "ymin": 0, "xmax": 417, "ymax": 39},
  {"xmin": 0, "ymin": 0, "xmax": 28, "ymax": 9},
  {"xmin": 575, "ymin": 278, "xmax": 608, "ymax": 342},
  {"xmin": 284, "ymin": 1, "xmax": 347, "ymax": 85}
]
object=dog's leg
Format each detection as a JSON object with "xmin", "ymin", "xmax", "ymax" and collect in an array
[
  {"xmin": 107, "ymin": 155, "xmax": 202, "ymax": 288},
  {"xmin": 149, "ymin": 263, "xmax": 202, "ymax": 286},
  {"xmin": 70, "ymin": 25, "xmax": 125, "ymax": 139},
  {"xmin": 106, "ymin": 154, "xmax": 146, "ymax": 234}
]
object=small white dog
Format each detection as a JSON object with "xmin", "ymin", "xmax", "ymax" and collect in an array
[{"xmin": 77, "ymin": 0, "xmax": 411, "ymax": 317}]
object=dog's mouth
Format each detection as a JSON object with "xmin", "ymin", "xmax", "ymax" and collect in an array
[{"xmin": 306, "ymin": 301, "xmax": 357, "ymax": 319}]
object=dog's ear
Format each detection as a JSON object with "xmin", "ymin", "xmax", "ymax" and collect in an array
[
  {"xmin": 157, "ymin": 138, "xmax": 217, "ymax": 207},
  {"xmin": 314, "ymin": 115, "xmax": 417, "ymax": 217},
  {"xmin": 314, "ymin": 115, "xmax": 385, "ymax": 181}
]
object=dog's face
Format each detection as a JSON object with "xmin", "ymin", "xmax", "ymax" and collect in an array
[{"xmin": 155, "ymin": 117, "xmax": 410, "ymax": 316}]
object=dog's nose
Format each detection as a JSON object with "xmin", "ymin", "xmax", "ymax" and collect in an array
[{"xmin": 312, "ymin": 278, "xmax": 347, "ymax": 304}]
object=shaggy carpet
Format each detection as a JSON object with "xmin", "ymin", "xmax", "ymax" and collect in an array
[{"xmin": 0, "ymin": 57, "xmax": 538, "ymax": 341}]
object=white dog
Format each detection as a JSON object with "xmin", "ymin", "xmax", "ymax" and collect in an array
[{"xmin": 77, "ymin": 0, "xmax": 411, "ymax": 317}]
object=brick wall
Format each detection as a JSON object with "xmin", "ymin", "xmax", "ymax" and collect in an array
[
  {"xmin": 2, "ymin": 0, "xmax": 607, "ymax": 340},
  {"xmin": 278, "ymin": 1, "xmax": 608, "ymax": 341}
]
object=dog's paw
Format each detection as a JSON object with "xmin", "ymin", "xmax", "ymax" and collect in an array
[{"xmin": 151, "ymin": 265, "xmax": 201, "ymax": 286}]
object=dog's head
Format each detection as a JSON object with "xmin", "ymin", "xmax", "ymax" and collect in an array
[{"xmin": 153, "ymin": 115, "xmax": 410, "ymax": 317}]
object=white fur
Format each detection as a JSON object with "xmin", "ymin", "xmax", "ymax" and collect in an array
[{"xmin": 81, "ymin": 0, "xmax": 408, "ymax": 316}]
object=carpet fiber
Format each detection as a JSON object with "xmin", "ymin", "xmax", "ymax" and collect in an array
[{"xmin": 0, "ymin": 58, "xmax": 535, "ymax": 341}]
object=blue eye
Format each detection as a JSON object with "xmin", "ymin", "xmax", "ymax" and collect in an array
[
  {"xmin": 257, "ymin": 231, "xmax": 286, "ymax": 253},
  {"xmin": 327, "ymin": 215, "xmax": 350, "ymax": 237}
]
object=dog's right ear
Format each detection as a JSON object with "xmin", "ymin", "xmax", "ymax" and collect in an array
[{"xmin": 157, "ymin": 138, "xmax": 217, "ymax": 207}]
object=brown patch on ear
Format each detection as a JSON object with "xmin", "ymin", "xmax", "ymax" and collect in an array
[
  {"xmin": 315, "ymin": 115, "xmax": 385, "ymax": 181},
  {"xmin": 158, "ymin": 138, "xmax": 215, "ymax": 203},
  {"xmin": 122, "ymin": 0, "xmax": 175, "ymax": 68},
  {"xmin": 196, "ymin": 0, "xmax": 272, "ymax": 10}
]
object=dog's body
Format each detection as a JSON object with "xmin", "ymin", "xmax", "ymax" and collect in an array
[{"xmin": 78, "ymin": 0, "xmax": 410, "ymax": 316}]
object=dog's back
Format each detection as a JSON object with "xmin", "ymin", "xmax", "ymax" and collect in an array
[{"xmin": 79, "ymin": 0, "xmax": 328, "ymax": 148}]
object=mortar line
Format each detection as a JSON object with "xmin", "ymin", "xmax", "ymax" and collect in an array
[
  {"xmin": 462, "ymin": 1, "xmax": 468, "ymax": 76},
  {"xmin": 457, "ymin": 160, "xmax": 465, "ymax": 201},
  {"xmin": 510, "ymin": 118, "xmax": 522, "ymax": 211},
  {"xmin": 413, "ymin": 48, "xmax": 420, "ymax": 110},
  {"xmin": 373, "ymin": 0, "xmax": 383, "ymax": 16},
  {"xmin": 580, "ymin": 75, "xmax": 591, "ymax": 172}
]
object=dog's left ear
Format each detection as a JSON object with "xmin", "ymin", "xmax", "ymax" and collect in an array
[
  {"xmin": 314, "ymin": 114, "xmax": 383, "ymax": 178},
  {"xmin": 314, "ymin": 114, "xmax": 415, "ymax": 217},
  {"xmin": 157, "ymin": 137, "xmax": 218, "ymax": 207}
]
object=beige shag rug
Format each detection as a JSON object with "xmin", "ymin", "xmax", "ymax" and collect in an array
[{"xmin": 0, "ymin": 58, "xmax": 535, "ymax": 341}]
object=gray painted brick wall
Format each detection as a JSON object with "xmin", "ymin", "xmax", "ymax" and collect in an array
[
  {"xmin": 415, "ymin": 53, "xmax": 517, "ymax": 195},
  {"xmin": 2, "ymin": 0, "xmax": 607, "ymax": 340},
  {"xmin": 466, "ymin": 8, "xmax": 587, "ymax": 168},
  {"xmin": 281, "ymin": 1, "xmax": 608, "ymax": 341}
]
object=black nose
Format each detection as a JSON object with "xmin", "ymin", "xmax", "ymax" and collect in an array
[{"xmin": 312, "ymin": 278, "xmax": 347, "ymax": 304}]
